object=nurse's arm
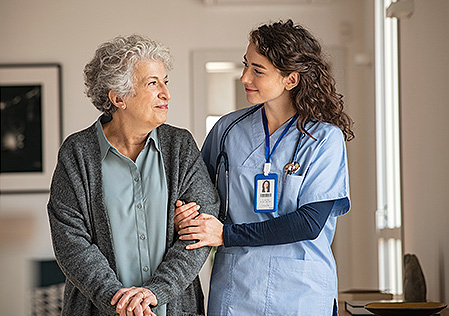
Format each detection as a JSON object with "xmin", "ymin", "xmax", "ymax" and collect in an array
[{"xmin": 178, "ymin": 213, "xmax": 224, "ymax": 250}]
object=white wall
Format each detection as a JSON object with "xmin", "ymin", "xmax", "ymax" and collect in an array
[
  {"xmin": 1, "ymin": 0, "xmax": 380, "ymax": 314},
  {"xmin": 399, "ymin": 0, "xmax": 449, "ymax": 303},
  {"xmin": 332, "ymin": 0, "xmax": 378, "ymax": 292}
]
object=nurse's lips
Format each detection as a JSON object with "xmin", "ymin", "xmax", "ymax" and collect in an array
[{"xmin": 245, "ymin": 86, "xmax": 257, "ymax": 93}]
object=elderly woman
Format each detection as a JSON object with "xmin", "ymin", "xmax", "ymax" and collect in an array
[{"xmin": 47, "ymin": 35, "xmax": 219, "ymax": 316}]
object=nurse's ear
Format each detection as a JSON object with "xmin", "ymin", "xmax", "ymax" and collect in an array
[
  {"xmin": 284, "ymin": 72, "xmax": 300, "ymax": 91},
  {"xmin": 108, "ymin": 90, "xmax": 126, "ymax": 110}
]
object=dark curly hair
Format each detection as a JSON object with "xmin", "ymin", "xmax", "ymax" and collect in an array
[{"xmin": 249, "ymin": 19, "xmax": 354, "ymax": 141}]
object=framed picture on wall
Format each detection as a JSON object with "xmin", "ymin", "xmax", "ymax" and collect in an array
[{"xmin": 0, "ymin": 64, "xmax": 62, "ymax": 194}]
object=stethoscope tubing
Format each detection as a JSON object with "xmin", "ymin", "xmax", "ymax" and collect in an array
[{"xmin": 215, "ymin": 104, "xmax": 263, "ymax": 220}]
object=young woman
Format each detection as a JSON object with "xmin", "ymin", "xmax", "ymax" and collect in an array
[{"xmin": 175, "ymin": 19, "xmax": 354, "ymax": 315}]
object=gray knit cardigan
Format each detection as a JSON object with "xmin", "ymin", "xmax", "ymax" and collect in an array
[{"xmin": 47, "ymin": 120, "xmax": 220, "ymax": 315}]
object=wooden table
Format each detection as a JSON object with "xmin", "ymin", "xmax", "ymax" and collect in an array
[{"xmin": 338, "ymin": 301, "xmax": 449, "ymax": 316}]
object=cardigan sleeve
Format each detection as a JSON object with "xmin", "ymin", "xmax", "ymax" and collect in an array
[
  {"xmin": 143, "ymin": 126, "xmax": 220, "ymax": 306},
  {"xmin": 47, "ymin": 134, "xmax": 122, "ymax": 315}
]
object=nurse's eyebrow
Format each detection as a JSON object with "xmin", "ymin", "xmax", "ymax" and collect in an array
[{"xmin": 243, "ymin": 55, "xmax": 267, "ymax": 70}]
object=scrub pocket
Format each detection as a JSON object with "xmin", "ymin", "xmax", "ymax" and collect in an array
[
  {"xmin": 264, "ymin": 256, "xmax": 331, "ymax": 315},
  {"xmin": 278, "ymin": 174, "xmax": 303, "ymax": 216}
]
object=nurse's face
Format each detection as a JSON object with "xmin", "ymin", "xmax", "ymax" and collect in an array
[
  {"xmin": 263, "ymin": 181, "xmax": 269, "ymax": 191},
  {"xmin": 240, "ymin": 43, "xmax": 291, "ymax": 108},
  {"xmin": 121, "ymin": 60, "xmax": 171, "ymax": 130}
]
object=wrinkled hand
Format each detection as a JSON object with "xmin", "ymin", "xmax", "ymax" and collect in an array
[
  {"xmin": 178, "ymin": 213, "xmax": 224, "ymax": 250},
  {"xmin": 111, "ymin": 286, "xmax": 157, "ymax": 316},
  {"xmin": 174, "ymin": 200, "xmax": 200, "ymax": 232}
]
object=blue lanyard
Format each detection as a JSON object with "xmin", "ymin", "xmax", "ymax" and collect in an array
[{"xmin": 262, "ymin": 107, "xmax": 298, "ymax": 173}]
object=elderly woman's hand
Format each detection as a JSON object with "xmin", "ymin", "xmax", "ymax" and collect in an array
[
  {"xmin": 174, "ymin": 200, "xmax": 200, "ymax": 232},
  {"xmin": 111, "ymin": 286, "xmax": 157, "ymax": 316},
  {"xmin": 178, "ymin": 213, "xmax": 224, "ymax": 250}
]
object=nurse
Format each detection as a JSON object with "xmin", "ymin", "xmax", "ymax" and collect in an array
[{"xmin": 176, "ymin": 19, "xmax": 354, "ymax": 315}]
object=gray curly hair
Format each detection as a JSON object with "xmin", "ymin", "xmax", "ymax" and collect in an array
[{"xmin": 84, "ymin": 34, "xmax": 174, "ymax": 115}]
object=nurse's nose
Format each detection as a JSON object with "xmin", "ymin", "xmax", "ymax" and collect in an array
[{"xmin": 240, "ymin": 67, "xmax": 251, "ymax": 84}]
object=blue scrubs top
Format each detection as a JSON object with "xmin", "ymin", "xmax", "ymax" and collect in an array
[{"xmin": 202, "ymin": 104, "xmax": 350, "ymax": 316}]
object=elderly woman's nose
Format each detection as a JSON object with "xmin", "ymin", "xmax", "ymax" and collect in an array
[{"xmin": 160, "ymin": 84, "xmax": 171, "ymax": 100}]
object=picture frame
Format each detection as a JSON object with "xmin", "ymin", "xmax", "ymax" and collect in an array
[{"xmin": 1, "ymin": 64, "xmax": 62, "ymax": 194}]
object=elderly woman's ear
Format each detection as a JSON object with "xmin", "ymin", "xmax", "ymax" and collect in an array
[{"xmin": 108, "ymin": 90, "xmax": 126, "ymax": 110}]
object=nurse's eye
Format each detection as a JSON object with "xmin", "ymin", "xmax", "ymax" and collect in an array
[
  {"xmin": 254, "ymin": 68, "xmax": 263, "ymax": 75},
  {"xmin": 164, "ymin": 80, "xmax": 169, "ymax": 85},
  {"xmin": 242, "ymin": 61, "xmax": 248, "ymax": 68}
]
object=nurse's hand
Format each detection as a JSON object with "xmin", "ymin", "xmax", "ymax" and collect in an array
[
  {"xmin": 174, "ymin": 200, "xmax": 200, "ymax": 232},
  {"xmin": 178, "ymin": 213, "xmax": 224, "ymax": 250}
]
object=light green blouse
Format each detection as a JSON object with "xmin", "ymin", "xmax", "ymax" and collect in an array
[{"xmin": 96, "ymin": 119, "xmax": 167, "ymax": 316}]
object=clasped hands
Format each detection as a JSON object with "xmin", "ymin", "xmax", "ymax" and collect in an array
[
  {"xmin": 110, "ymin": 201, "xmax": 221, "ymax": 316},
  {"xmin": 111, "ymin": 286, "xmax": 157, "ymax": 316},
  {"xmin": 174, "ymin": 200, "xmax": 224, "ymax": 249}
]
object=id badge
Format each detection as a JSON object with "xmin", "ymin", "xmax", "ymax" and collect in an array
[{"xmin": 254, "ymin": 173, "xmax": 278, "ymax": 213}]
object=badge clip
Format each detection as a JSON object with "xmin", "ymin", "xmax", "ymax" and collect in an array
[{"xmin": 263, "ymin": 162, "xmax": 271, "ymax": 176}]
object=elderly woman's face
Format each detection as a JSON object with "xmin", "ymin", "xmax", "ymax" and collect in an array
[{"xmin": 122, "ymin": 60, "xmax": 171, "ymax": 130}]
